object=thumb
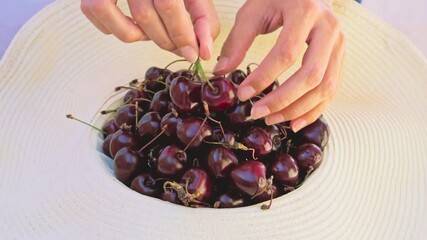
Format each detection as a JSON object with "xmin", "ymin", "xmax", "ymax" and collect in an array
[{"xmin": 213, "ymin": 7, "xmax": 260, "ymax": 75}]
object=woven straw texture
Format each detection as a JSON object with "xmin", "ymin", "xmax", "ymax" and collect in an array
[{"xmin": 0, "ymin": 0, "xmax": 426, "ymax": 239}]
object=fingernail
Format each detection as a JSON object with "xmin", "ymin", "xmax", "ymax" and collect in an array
[
  {"xmin": 251, "ymin": 105, "xmax": 271, "ymax": 119},
  {"xmin": 238, "ymin": 85, "xmax": 256, "ymax": 101},
  {"xmin": 292, "ymin": 120, "xmax": 307, "ymax": 132},
  {"xmin": 178, "ymin": 46, "xmax": 198, "ymax": 63},
  {"xmin": 265, "ymin": 114, "xmax": 284, "ymax": 125},
  {"xmin": 213, "ymin": 57, "xmax": 229, "ymax": 73}
]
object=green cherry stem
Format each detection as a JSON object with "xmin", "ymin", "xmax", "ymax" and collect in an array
[{"xmin": 66, "ymin": 114, "xmax": 106, "ymax": 135}]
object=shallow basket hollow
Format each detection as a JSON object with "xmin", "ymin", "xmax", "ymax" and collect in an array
[{"xmin": 0, "ymin": 0, "xmax": 426, "ymax": 239}]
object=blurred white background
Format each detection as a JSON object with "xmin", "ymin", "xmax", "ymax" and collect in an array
[{"xmin": 0, "ymin": 0, "xmax": 426, "ymax": 58}]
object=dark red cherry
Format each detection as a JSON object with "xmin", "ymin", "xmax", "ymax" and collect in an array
[
  {"xmin": 102, "ymin": 134, "xmax": 114, "ymax": 157},
  {"xmin": 145, "ymin": 66, "xmax": 163, "ymax": 80},
  {"xmin": 114, "ymin": 147, "xmax": 140, "ymax": 183},
  {"xmin": 131, "ymin": 173, "xmax": 161, "ymax": 197},
  {"xmin": 215, "ymin": 192, "xmax": 246, "ymax": 208},
  {"xmin": 227, "ymin": 101, "xmax": 255, "ymax": 127},
  {"xmin": 114, "ymin": 105, "xmax": 144, "ymax": 128},
  {"xmin": 201, "ymin": 77, "xmax": 238, "ymax": 112},
  {"xmin": 181, "ymin": 168, "xmax": 213, "ymax": 203},
  {"xmin": 123, "ymin": 89, "xmax": 151, "ymax": 111},
  {"xmin": 102, "ymin": 119, "xmax": 118, "ymax": 137},
  {"xmin": 169, "ymin": 76, "xmax": 202, "ymax": 114},
  {"xmin": 242, "ymin": 127, "xmax": 273, "ymax": 157},
  {"xmin": 207, "ymin": 146, "xmax": 238, "ymax": 178},
  {"xmin": 165, "ymin": 69, "xmax": 195, "ymax": 86},
  {"xmin": 230, "ymin": 160, "xmax": 267, "ymax": 196},
  {"xmin": 270, "ymin": 153, "xmax": 299, "ymax": 186},
  {"xmin": 145, "ymin": 67, "xmax": 171, "ymax": 92},
  {"xmin": 137, "ymin": 112, "xmax": 161, "ymax": 141},
  {"xmin": 157, "ymin": 145, "xmax": 187, "ymax": 178},
  {"xmin": 160, "ymin": 112, "xmax": 181, "ymax": 137},
  {"xmin": 149, "ymin": 89, "xmax": 171, "ymax": 116},
  {"xmin": 176, "ymin": 117, "xmax": 212, "ymax": 148},
  {"xmin": 298, "ymin": 117, "xmax": 330, "ymax": 149},
  {"xmin": 227, "ymin": 69, "xmax": 247, "ymax": 85},
  {"xmin": 160, "ymin": 190, "xmax": 181, "ymax": 204},
  {"xmin": 262, "ymin": 80, "xmax": 279, "ymax": 95},
  {"xmin": 109, "ymin": 129, "xmax": 138, "ymax": 158},
  {"xmin": 209, "ymin": 128, "xmax": 236, "ymax": 145},
  {"xmin": 265, "ymin": 125, "xmax": 282, "ymax": 151},
  {"xmin": 295, "ymin": 143, "xmax": 323, "ymax": 171}
]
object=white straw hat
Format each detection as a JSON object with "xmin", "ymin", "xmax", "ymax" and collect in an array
[{"xmin": 0, "ymin": 0, "xmax": 426, "ymax": 239}]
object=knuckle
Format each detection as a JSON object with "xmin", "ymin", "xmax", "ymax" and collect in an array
[
  {"xmin": 90, "ymin": 0, "xmax": 110, "ymax": 17},
  {"xmin": 132, "ymin": 7, "xmax": 153, "ymax": 24},
  {"xmin": 154, "ymin": 0, "xmax": 176, "ymax": 11},
  {"xmin": 289, "ymin": 107, "xmax": 304, "ymax": 119},
  {"xmin": 325, "ymin": 12, "xmax": 340, "ymax": 32},
  {"xmin": 302, "ymin": 0, "xmax": 319, "ymax": 14},
  {"xmin": 321, "ymin": 79, "xmax": 337, "ymax": 99},
  {"xmin": 119, "ymin": 31, "xmax": 141, "ymax": 43},
  {"xmin": 253, "ymin": 71, "xmax": 272, "ymax": 88},
  {"xmin": 169, "ymin": 31, "xmax": 192, "ymax": 46},
  {"xmin": 277, "ymin": 47, "xmax": 298, "ymax": 65},
  {"xmin": 158, "ymin": 40, "xmax": 176, "ymax": 51},
  {"xmin": 306, "ymin": 66, "xmax": 324, "ymax": 86},
  {"xmin": 278, "ymin": 95, "xmax": 292, "ymax": 109}
]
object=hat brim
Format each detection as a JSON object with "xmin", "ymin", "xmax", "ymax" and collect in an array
[{"xmin": 0, "ymin": 0, "xmax": 426, "ymax": 239}]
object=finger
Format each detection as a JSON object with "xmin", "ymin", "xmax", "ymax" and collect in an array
[
  {"xmin": 185, "ymin": 0, "xmax": 220, "ymax": 60},
  {"xmin": 81, "ymin": 0, "xmax": 111, "ymax": 34},
  {"xmin": 264, "ymin": 33, "xmax": 345, "ymax": 125},
  {"xmin": 250, "ymin": 22, "xmax": 338, "ymax": 120},
  {"xmin": 154, "ymin": 0, "xmax": 198, "ymax": 62},
  {"xmin": 90, "ymin": 0, "xmax": 145, "ymax": 42},
  {"xmin": 128, "ymin": 0, "xmax": 176, "ymax": 51},
  {"xmin": 212, "ymin": 3, "xmax": 260, "ymax": 74},
  {"xmin": 290, "ymin": 100, "xmax": 329, "ymax": 133}
]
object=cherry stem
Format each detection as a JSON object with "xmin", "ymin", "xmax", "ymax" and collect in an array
[
  {"xmin": 100, "ymin": 102, "xmax": 135, "ymax": 114},
  {"xmin": 203, "ymin": 140, "xmax": 257, "ymax": 160},
  {"xmin": 163, "ymin": 179, "xmax": 210, "ymax": 207},
  {"xmin": 164, "ymin": 59, "xmax": 188, "ymax": 69},
  {"xmin": 66, "ymin": 114, "xmax": 106, "ymax": 135},
  {"xmin": 261, "ymin": 189, "xmax": 274, "ymax": 210},
  {"xmin": 137, "ymin": 128, "xmax": 166, "ymax": 154},
  {"xmin": 193, "ymin": 158, "xmax": 200, "ymax": 168},
  {"xmin": 246, "ymin": 63, "xmax": 259, "ymax": 74},
  {"xmin": 129, "ymin": 79, "xmax": 139, "ymax": 86},
  {"xmin": 144, "ymin": 89, "xmax": 156, "ymax": 95},
  {"xmin": 135, "ymin": 101, "xmax": 139, "ymax": 129},
  {"xmin": 115, "ymin": 86, "xmax": 137, "ymax": 91},
  {"xmin": 278, "ymin": 125, "xmax": 288, "ymax": 140},
  {"xmin": 285, "ymin": 139, "xmax": 292, "ymax": 154},
  {"xmin": 188, "ymin": 63, "xmax": 194, "ymax": 70},
  {"xmin": 132, "ymin": 98, "xmax": 152, "ymax": 103},
  {"xmin": 193, "ymin": 58, "xmax": 215, "ymax": 91},
  {"xmin": 183, "ymin": 117, "xmax": 208, "ymax": 152},
  {"xmin": 203, "ymin": 101, "xmax": 225, "ymax": 138},
  {"xmin": 146, "ymin": 177, "xmax": 167, "ymax": 186},
  {"xmin": 152, "ymin": 79, "xmax": 168, "ymax": 87}
]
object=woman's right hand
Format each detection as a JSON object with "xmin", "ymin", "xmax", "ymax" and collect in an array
[{"xmin": 81, "ymin": 0, "xmax": 220, "ymax": 62}]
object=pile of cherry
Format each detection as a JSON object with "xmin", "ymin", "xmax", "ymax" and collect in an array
[{"xmin": 69, "ymin": 60, "xmax": 329, "ymax": 210}]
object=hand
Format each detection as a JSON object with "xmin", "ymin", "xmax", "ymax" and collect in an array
[
  {"xmin": 213, "ymin": 0, "xmax": 345, "ymax": 132},
  {"xmin": 80, "ymin": 0, "xmax": 220, "ymax": 62}
]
